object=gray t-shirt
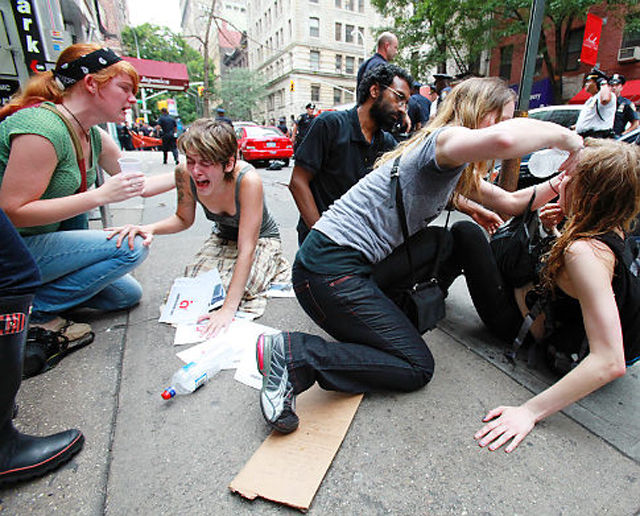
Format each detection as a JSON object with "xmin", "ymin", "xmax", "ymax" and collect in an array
[{"xmin": 313, "ymin": 127, "xmax": 465, "ymax": 264}]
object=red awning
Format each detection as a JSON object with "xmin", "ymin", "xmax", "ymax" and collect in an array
[
  {"xmin": 122, "ymin": 56, "xmax": 189, "ymax": 92},
  {"xmin": 569, "ymin": 79, "xmax": 640, "ymax": 105}
]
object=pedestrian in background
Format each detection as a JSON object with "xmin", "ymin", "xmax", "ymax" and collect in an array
[
  {"xmin": 154, "ymin": 107, "xmax": 179, "ymax": 165},
  {"xmin": 609, "ymin": 74, "xmax": 639, "ymax": 136},
  {"xmin": 291, "ymin": 103, "xmax": 316, "ymax": 153},
  {"xmin": 356, "ymin": 32, "xmax": 399, "ymax": 89},
  {"xmin": 407, "ymin": 81, "xmax": 431, "ymax": 133},
  {"xmin": 575, "ymin": 70, "xmax": 616, "ymax": 139}
]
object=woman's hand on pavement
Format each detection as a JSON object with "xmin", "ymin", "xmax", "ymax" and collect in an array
[
  {"xmin": 474, "ymin": 405, "xmax": 536, "ymax": 453},
  {"xmin": 198, "ymin": 306, "xmax": 235, "ymax": 338}
]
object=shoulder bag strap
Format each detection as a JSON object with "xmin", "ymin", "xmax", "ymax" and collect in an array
[
  {"xmin": 39, "ymin": 103, "xmax": 88, "ymax": 193},
  {"xmin": 390, "ymin": 156, "xmax": 446, "ymax": 287}
]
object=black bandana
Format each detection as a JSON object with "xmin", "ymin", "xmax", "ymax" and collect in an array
[{"xmin": 53, "ymin": 48, "xmax": 122, "ymax": 89}]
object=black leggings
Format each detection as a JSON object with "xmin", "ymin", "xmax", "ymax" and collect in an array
[{"xmin": 445, "ymin": 221, "xmax": 523, "ymax": 342}]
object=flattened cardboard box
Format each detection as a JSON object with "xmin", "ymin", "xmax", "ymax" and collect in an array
[{"xmin": 229, "ymin": 385, "xmax": 363, "ymax": 510}]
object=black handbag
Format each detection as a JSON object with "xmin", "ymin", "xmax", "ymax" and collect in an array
[
  {"xmin": 489, "ymin": 189, "xmax": 551, "ymax": 288},
  {"xmin": 390, "ymin": 157, "xmax": 446, "ymax": 333}
]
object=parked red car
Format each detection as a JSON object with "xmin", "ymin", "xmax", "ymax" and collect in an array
[{"xmin": 235, "ymin": 125, "xmax": 293, "ymax": 166}]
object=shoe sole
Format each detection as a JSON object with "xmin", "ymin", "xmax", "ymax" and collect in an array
[
  {"xmin": 256, "ymin": 334, "xmax": 298, "ymax": 434},
  {"xmin": 0, "ymin": 433, "xmax": 84, "ymax": 485}
]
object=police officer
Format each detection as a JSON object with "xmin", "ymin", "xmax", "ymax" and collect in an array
[
  {"xmin": 575, "ymin": 70, "xmax": 616, "ymax": 139},
  {"xmin": 291, "ymin": 103, "xmax": 316, "ymax": 153},
  {"xmin": 609, "ymin": 74, "xmax": 640, "ymax": 136}
]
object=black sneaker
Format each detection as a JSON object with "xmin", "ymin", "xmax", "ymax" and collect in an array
[{"xmin": 256, "ymin": 332, "xmax": 299, "ymax": 434}]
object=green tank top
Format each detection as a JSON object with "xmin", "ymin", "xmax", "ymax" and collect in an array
[{"xmin": 0, "ymin": 102, "xmax": 102, "ymax": 235}]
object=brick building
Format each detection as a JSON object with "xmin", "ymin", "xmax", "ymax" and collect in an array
[{"xmin": 488, "ymin": 4, "xmax": 640, "ymax": 105}]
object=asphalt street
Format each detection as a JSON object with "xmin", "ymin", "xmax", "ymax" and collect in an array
[{"xmin": 1, "ymin": 150, "xmax": 639, "ymax": 515}]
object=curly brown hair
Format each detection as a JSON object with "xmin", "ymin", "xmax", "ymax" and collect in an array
[{"xmin": 541, "ymin": 138, "xmax": 640, "ymax": 289}]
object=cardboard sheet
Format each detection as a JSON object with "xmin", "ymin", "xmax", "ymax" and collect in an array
[{"xmin": 229, "ymin": 385, "xmax": 363, "ymax": 511}]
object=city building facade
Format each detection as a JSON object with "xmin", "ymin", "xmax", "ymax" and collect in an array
[{"xmin": 247, "ymin": 0, "xmax": 386, "ymax": 123}]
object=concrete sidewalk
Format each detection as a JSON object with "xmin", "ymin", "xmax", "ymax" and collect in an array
[{"xmin": 1, "ymin": 151, "xmax": 639, "ymax": 515}]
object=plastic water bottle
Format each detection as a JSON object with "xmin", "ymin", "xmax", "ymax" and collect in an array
[{"xmin": 161, "ymin": 353, "xmax": 228, "ymax": 400}]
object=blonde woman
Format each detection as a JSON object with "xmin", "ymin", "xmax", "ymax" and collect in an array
[{"xmin": 255, "ymin": 77, "xmax": 583, "ymax": 434}]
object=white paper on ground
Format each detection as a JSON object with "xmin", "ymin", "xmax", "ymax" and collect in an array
[
  {"xmin": 176, "ymin": 319, "xmax": 279, "ymax": 375},
  {"xmin": 159, "ymin": 269, "xmax": 225, "ymax": 325},
  {"xmin": 266, "ymin": 282, "xmax": 296, "ymax": 298}
]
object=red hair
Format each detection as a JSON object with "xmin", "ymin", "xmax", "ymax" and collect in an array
[{"xmin": 0, "ymin": 43, "xmax": 138, "ymax": 120}]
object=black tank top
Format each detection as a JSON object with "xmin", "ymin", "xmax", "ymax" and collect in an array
[{"xmin": 551, "ymin": 232, "xmax": 640, "ymax": 366}]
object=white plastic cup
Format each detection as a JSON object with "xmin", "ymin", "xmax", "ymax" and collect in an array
[
  {"xmin": 528, "ymin": 149, "xmax": 570, "ymax": 178},
  {"xmin": 117, "ymin": 157, "xmax": 142, "ymax": 177}
]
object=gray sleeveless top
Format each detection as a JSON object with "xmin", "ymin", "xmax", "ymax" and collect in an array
[
  {"xmin": 189, "ymin": 165, "xmax": 280, "ymax": 240},
  {"xmin": 313, "ymin": 127, "xmax": 465, "ymax": 263}
]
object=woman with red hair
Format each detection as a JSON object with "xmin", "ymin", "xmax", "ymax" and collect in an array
[{"xmin": 0, "ymin": 44, "xmax": 164, "ymax": 359}]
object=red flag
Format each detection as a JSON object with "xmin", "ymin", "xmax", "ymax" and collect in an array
[{"xmin": 580, "ymin": 13, "xmax": 602, "ymax": 66}]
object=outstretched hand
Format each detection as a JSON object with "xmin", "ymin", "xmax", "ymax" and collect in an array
[
  {"xmin": 106, "ymin": 224, "xmax": 154, "ymax": 249},
  {"xmin": 474, "ymin": 405, "xmax": 536, "ymax": 453}
]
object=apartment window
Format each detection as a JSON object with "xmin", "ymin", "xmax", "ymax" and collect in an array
[
  {"xmin": 335, "ymin": 0, "xmax": 341, "ymax": 6},
  {"xmin": 345, "ymin": 0, "xmax": 354, "ymax": 10},
  {"xmin": 345, "ymin": 55, "xmax": 355, "ymax": 74},
  {"xmin": 310, "ymin": 50, "xmax": 320, "ymax": 71},
  {"xmin": 311, "ymin": 84, "xmax": 320, "ymax": 102},
  {"xmin": 335, "ymin": 22, "xmax": 342, "ymax": 41},
  {"xmin": 345, "ymin": 24, "xmax": 354, "ymax": 43},
  {"xmin": 622, "ymin": 16, "xmax": 640, "ymax": 47},
  {"xmin": 310, "ymin": 17, "xmax": 320, "ymax": 37},
  {"xmin": 335, "ymin": 54, "xmax": 343, "ymax": 72},
  {"xmin": 534, "ymin": 53, "xmax": 544, "ymax": 76},
  {"xmin": 334, "ymin": 88, "xmax": 342, "ymax": 104},
  {"xmin": 499, "ymin": 45, "xmax": 513, "ymax": 80},
  {"xmin": 357, "ymin": 26, "xmax": 364, "ymax": 45},
  {"xmin": 564, "ymin": 27, "xmax": 583, "ymax": 72},
  {"xmin": 344, "ymin": 87, "xmax": 354, "ymax": 102},
  {"xmin": 288, "ymin": 19, "xmax": 292, "ymax": 37},
  {"xmin": 358, "ymin": 57, "xmax": 364, "ymax": 68},
  {"xmin": 310, "ymin": 0, "xmax": 319, "ymax": 3},
  {"xmin": 358, "ymin": 0, "xmax": 364, "ymax": 12}
]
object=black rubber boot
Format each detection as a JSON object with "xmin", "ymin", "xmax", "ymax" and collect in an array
[{"xmin": 0, "ymin": 294, "xmax": 84, "ymax": 486}]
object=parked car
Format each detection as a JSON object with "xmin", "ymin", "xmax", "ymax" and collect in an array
[{"xmin": 235, "ymin": 125, "xmax": 293, "ymax": 166}]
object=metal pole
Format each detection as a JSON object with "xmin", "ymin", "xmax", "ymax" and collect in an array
[
  {"xmin": 498, "ymin": 0, "xmax": 546, "ymax": 194},
  {"xmin": 517, "ymin": 0, "xmax": 546, "ymax": 112},
  {"xmin": 132, "ymin": 29, "xmax": 149, "ymax": 124}
]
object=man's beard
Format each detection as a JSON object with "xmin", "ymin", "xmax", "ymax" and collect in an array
[{"xmin": 370, "ymin": 95, "xmax": 400, "ymax": 132}]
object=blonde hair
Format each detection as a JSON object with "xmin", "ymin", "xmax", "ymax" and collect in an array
[
  {"xmin": 0, "ymin": 43, "xmax": 138, "ymax": 120},
  {"xmin": 541, "ymin": 139, "xmax": 640, "ymax": 289},
  {"xmin": 177, "ymin": 119, "xmax": 238, "ymax": 181},
  {"xmin": 376, "ymin": 77, "xmax": 516, "ymax": 202}
]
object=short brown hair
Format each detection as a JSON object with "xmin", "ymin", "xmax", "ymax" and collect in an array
[{"xmin": 177, "ymin": 119, "xmax": 238, "ymax": 180}]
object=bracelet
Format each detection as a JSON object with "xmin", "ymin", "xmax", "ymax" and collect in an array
[{"xmin": 548, "ymin": 178, "xmax": 559, "ymax": 195}]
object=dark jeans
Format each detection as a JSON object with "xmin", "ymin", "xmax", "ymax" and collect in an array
[
  {"xmin": 287, "ymin": 226, "xmax": 453, "ymax": 395},
  {"xmin": 0, "ymin": 209, "xmax": 40, "ymax": 298},
  {"xmin": 447, "ymin": 221, "xmax": 522, "ymax": 342}
]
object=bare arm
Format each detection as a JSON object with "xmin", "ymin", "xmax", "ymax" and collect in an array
[
  {"xmin": 107, "ymin": 165, "xmax": 195, "ymax": 249},
  {"xmin": 436, "ymin": 118, "xmax": 583, "ymax": 169},
  {"xmin": 455, "ymin": 195, "xmax": 504, "ymax": 234},
  {"xmin": 201, "ymin": 169, "xmax": 264, "ymax": 336},
  {"xmin": 0, "ymin": 134, "xmax": 143, "ymax": 227},
  {"xmin": 288, "ymin": 164, "xmax": 321, "ymax": 229},
  {"xmin": 475, "ymin": 240, "xmax": 625, "ymax": 452}
]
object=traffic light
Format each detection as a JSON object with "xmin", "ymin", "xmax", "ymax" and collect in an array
[
  {"xmin": 289, "ymin": 80, "xmax": 295, "ymax": 92},
  {"xmin": 157, "ymin": 99, "xmax": 168, "ymax": 110},
  {"xmin": 198, "ymin": 86, "xmax": 205, "ymax": 96}
]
